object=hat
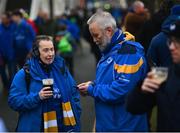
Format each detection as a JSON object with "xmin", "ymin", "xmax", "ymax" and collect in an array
[
  {"xmin": 171, "ymin": 5, "xmax": 180, "ymax": 15},
  {"xmin": 167, "ymin": 20, "xmax": 180, "ymax": 38},
  {"xmin": 56, "ymin": 30, "xmax": 67, "ymax": 36}
]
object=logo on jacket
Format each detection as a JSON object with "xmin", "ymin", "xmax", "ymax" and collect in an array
[
  {"xmin": 106, "ymin": 57, "xmax": 113, "ymax": 64},
  {"xmin": 53, "ymin": 88, "xmax": 61, "ymax": 99}
]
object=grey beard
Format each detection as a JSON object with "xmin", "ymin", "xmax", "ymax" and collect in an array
[
  {"xmin": 99, "ymin": 39, "xmax": 111, "ymax": 52},
  {"xmin": 98, "ymin": 45, "xmax": 106, "ymax": 51}
]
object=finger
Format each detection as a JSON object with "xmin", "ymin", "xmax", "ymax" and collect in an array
[
  {"xmin": 141, "ymin": 85, "xmax": 155, "ymax": 93},
  {"xmin": 86, "ymin": 81, "xmax": 92, "ymax": 84},
  {"xmin": 78, "ymin": 82, "xmax": 87, "ymax": 87},
  {"xmin": 42, "ymin": 86, "xmax": 51, "ymax": 91},
  {"xmin": 78, "ymin": 86, "xmax": 87, "ymax": 91},
  {"xmin": 44, "ymin": 93, "xmax": 53, "ymax": 97},
  {"xmin": 146, "ymin": 81, "xmax": 159, "ymax": 89},
  {"xmin": 43, "ymin": 90, "xmax": 53, "ymax": 94},
  {"xmin": 147, "ymin": 72, "xmax": 154, "ymax": 78},
  {"xmin": 141, "ymin": 81, "xmax": 159, "ymax": 92}
]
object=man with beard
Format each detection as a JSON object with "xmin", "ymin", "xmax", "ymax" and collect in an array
[{"xmin": 77, "ymin": 11, "xmax": 148, "ymax": 132}]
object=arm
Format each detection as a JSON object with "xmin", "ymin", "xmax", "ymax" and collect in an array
[
  {"xmin": 87, "ymin": 69, "xmax": 143, "ymax": 104},
  {"xmin": 8, "ymin": 69, "xmax": 41, "ymax": 112},
  {"xmin": 126, "ymin": 81, "xmax": 156, "ymax": 114},
  {"xmin": 126, "ymin": 70, "xmax": 162, "ymax": 114},
  {"xmin": 79, "ymin": 54, "xmax": 148, "ymax": 104}
]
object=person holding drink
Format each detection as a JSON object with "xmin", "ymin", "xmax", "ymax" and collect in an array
[
  {"xmin": 126, "ymin": 20, "xmax": 180, "ymax": 131},
  {"xmin": 8, "ymin": 35, "xmax": 81, "ymax": 132}
]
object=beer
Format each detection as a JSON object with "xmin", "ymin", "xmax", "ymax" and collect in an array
[
  {"xmin": 42, "ymin": 78, "xmax": 54, "ymax": 91},
  {"xmin": 151, "ymin": 67, "xmax": 168, "ymax": 84}
]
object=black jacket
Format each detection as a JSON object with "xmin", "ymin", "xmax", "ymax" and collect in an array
[{"xmin": 126, "ymin": 64, "xmax": 180, "ymax": 131}]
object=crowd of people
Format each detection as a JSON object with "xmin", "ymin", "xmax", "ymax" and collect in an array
[{"xmin": 0, "ymin": 0, "xmax": 180, "ymax": 132}]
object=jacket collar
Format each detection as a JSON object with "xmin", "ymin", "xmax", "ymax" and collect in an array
[{"xmin": 102, "ymin": 29, "xmax": 125, "ymax": 55}]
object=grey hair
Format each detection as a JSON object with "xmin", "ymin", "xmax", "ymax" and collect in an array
[{"xmin": 87, "ymin": 11, "xmax": 117, "ymax": 31}]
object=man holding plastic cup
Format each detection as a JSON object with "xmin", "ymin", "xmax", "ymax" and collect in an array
[
  {"xmin": 8, "ymin": 35, "xmax": 81, "ymax": 132},
  {"xmin": 126, "ymin": 20, "xmax": 180, "ymax": 131}
]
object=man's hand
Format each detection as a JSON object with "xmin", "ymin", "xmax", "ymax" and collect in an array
[
  {"xmin": 77, "ymin": 81, "xmax": 92, "ymax": 96},
  {"xmin": 141, "ymin": 71, "xmax": 161, "ymax": 93},
  {"xmin": 39, "ymin": 87, "xmax": 53, "ymax": 100}
]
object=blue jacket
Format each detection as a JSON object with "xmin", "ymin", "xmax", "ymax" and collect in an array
[
  {"xmin": 13, "ymin": 19, "xmax": 36, "ymax": 59},
  {"xmin": 8, "ymin": 56, "xmax": 81, "ymax": 132},
  {"xmin": 87, "ymin": 29, "xmax": 148, "ymax": 131},
  {"xmin": 0, "ymin": 22, "xmax": 15, "ymax": 60}
]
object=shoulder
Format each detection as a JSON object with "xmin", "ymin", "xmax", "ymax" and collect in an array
[
  {"xmin": 53, "ymin": 56, "xmax": 66, "ymax": 71},
  {"xmin": 114, "ymin": 42, "xmax": 147, "ymax": 71},
  {"xmin": 151, "ymin": 32, "xmax": 166, "ymax": 44},
  {"xmin": 54, "ymin": 56, "xmax": 65, "ymax": 64},
  {"xmin": 13, "ymin": 69, "xmax": 25, "ymax": 80},
  {"xmin": 118, "ymin": 42, "xmax": 137, "ymax": 55}
]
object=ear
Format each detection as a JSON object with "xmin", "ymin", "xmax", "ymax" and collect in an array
[{"xmin": 105, "ymin": 27, "xmax": 113, "ymax": 37}]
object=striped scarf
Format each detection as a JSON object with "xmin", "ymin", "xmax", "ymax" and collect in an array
[
  {"xmin": 43, "ymin": 60, "xmax": 76, "ymax": 132},
  {"xmin": 43, "ymin": 102, "xmax": 76, "ymax": 132}
]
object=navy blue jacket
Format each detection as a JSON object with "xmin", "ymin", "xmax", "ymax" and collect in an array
[{"xmin": 147, "ymin": 7, "xmax": 180, "ymax": 67}]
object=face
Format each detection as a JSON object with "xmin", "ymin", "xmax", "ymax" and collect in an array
[
  {"xmin": 12, "ymin": 15, "xmax": 20, "ymax": 24},
  {"xmin": 1, "ymin": 14, "xmax": 10, "ymax": 25},
  {"xmin": 89, "ymin": 22, "xmax": 112, "ymax": 51},
  {"xmin": 168, "ymin": 37, "xmax": 180, "ymax": 64},
  {"xmin": 39, "ymin": 40, "xmax": 55, "ymax": 65}
]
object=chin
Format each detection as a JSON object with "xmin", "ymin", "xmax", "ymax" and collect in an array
[{"xmin": 46, "ymin": 61, "xmax": 53, "ymax": 65}]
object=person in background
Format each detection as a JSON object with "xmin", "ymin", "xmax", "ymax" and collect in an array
[
  {"xmin": 147, "ymin": 5, "xmax": 180, "ymax": 67},
  {"xmin": 0, "ymin": 11, "xmax": 16, "ymax": 91},
  {"xmin": 19, "ymin": 8, "xmax": 38, "ymax": 34},
  {"xmin": 55, "ymin": 24, "xmax": 76, "ymax": 75},
  {"xmin": 126, "ymin": 20, "xmax": 180, "ymax": 131},
  {"xmin": 8, "ymin": 35, "xmax": 81, "ymax": 132},
  {"xmin": 124, "ymin": 0, "xmax": 150, "ymax": 40},
  {"xmin": 12, "ymin": 9, "xmax": 36, "ymax": 68},
  {"xmin": 78, "ymin": 11, "xmax": 148, "ymax": 132},
  {"xmin": 136, "ymin": 0, "xmax": 178, "ymax": 52}
]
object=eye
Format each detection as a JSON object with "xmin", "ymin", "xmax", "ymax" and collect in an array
[
  {"xmin": 50, "ymin": 48, "xmax": 54, "ymax": 51},
  {"xmin": 42, "ymin": 48, "xmax": 50, "ymax": 53}
]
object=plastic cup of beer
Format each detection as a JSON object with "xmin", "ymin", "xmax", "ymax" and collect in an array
[
  {"xmin": 42, "ymin": 78, "xmax": 54, "ymax": 91},
  {"xmin": 151, "ymin": 67, "xmax": 168, "ymax": 84}
]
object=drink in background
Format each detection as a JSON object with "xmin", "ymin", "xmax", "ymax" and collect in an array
[
  {"xmin": 151, "ymin": 67, "xmax": 168, "ymax": 84},
  {"xmin": 42, "ymin": 78, "xmax": 54, "ymax": 91}
]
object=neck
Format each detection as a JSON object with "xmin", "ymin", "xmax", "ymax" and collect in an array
[{"xmin": 39, "ymin": 60, "xmax": 51, "ymax": 74}]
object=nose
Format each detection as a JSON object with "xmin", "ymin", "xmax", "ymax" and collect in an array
[
  {"xmin": 169, "ymin": 42, "xmax": 176, "ymax": 50},
  {"xmin": 48, "ymin": 50, "xmax": 54, "ymax": 56}
]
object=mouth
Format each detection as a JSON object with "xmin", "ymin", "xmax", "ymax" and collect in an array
[{"xmin": 47, "ymin": 57, "xmax": 53, "ymax": 61}]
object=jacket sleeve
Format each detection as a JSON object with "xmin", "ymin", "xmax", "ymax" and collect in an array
[
  {"xmin": 126, "ymin": 81, "xmax": 156, "ymax": 114},
  {"xmin": 88, "ymin": 54, "xmax": 148, "ymax": 104},
  {"xmin": 8, "ymin": 69, "xmax": 41, "ymax": 112}
]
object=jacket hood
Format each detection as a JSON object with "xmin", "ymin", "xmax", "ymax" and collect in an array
[
  {"xmin": 26, "ymin": 56, "xmax": 64, "ymax": 80},
  {"xmin": 124, "ymin": 31, "xmax": 144, "ymax": 55}
]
